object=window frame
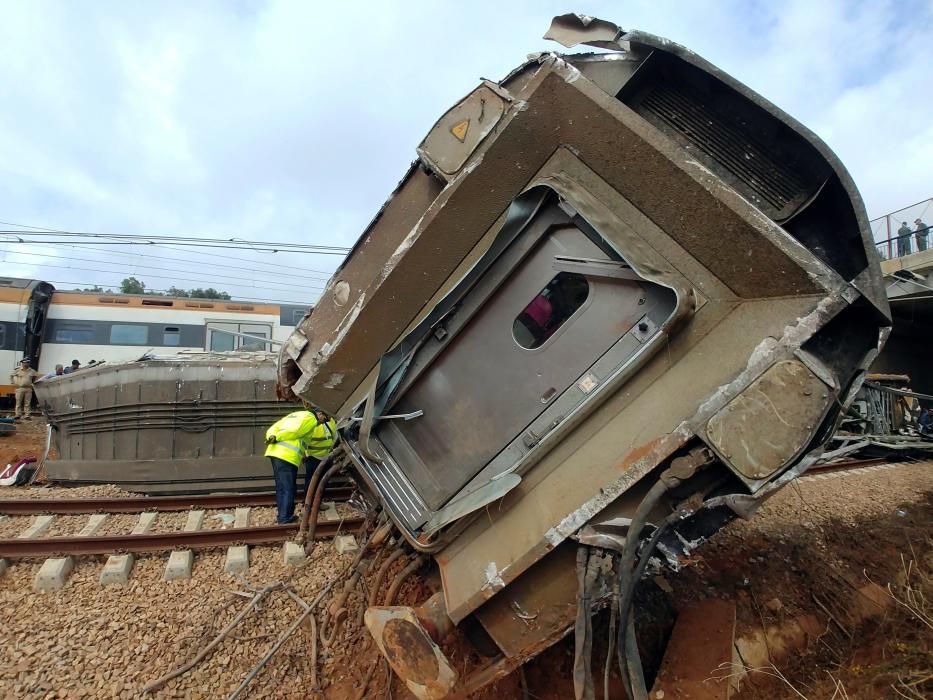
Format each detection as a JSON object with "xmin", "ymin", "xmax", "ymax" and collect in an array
[
  {"xmin": 162, "ymin": 326, "xmax": 182, "ymax": 347},
  {"xmin": 109, "ymin": 323, "xmax": 150, "ymax": 346},
  {"xmin": 53, "ymin": 323, "xmax": 96, "ymax": 344},
  {"xmin": 512, "ymin": 271, "xmax": 591, "ymax": 351}
]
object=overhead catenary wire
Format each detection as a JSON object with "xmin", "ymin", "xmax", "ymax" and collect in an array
[
  {"xmin": 0, "ymin": 236, "xmax": 348, "ymax": 255},
  {"xmin": 3, "ymin": 249, "xmax": 329, "ymax": 292},
  {"xmin": 1, "ymin": 259, "xmax": 326, "ymax": 296},
  {"xmin": 0, "ymin": 219, "xmax": 351, "ymax": 252},
  {"xmin": 0, "ymin": 240, "xmax": 337, "ymax": 279},
  {"xmin": 0, "ymin": 228, "xmax": 349, "ymax": 253}
]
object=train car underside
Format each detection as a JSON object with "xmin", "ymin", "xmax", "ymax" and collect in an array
[{"xmin": 279, "ymin": 15, "xmax": 890, "ymax": 698}]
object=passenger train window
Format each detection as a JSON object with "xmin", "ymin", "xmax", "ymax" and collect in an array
[
  {"xmin": 240, "ymin": 332, "xmax": 268, "ymax": 351},
  {"xmin": 55, "ymin": 324, "xmax": 95, "ymax": 343},
  {"xmin": 512, "ymin": 272, "xmax": 590, "ymax": 350},
  {"xmin": 163, "ymin": 327, "xmax": 181, "ymax": 346},
  {"xmin": 110, "ymin": 324, "xmax": 149, "ymax": 345},
  {"xmin": 210, "ymin": 331, "xmax": 235, "ymax": 352}
]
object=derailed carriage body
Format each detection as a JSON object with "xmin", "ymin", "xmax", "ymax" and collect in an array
[{"xmin": 280, "ymin": 16, "xmax": 890, "ymax": 697}]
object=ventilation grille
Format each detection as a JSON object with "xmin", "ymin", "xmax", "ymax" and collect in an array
[{"xmin": 638, "ymin": 83, "xmax": 809, "ymax": 215}]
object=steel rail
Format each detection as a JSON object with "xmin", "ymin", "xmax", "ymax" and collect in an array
[
  {"xmin": 806, "ymin": 457, "xmax": 892, "ymax": 475},
  {"xmin": 0, "ymin": 517, "xmax": 364, "ymax": 558},
  {"xmin": 0, "ymin": 488, "xmax": 353, "ymax": 515}
]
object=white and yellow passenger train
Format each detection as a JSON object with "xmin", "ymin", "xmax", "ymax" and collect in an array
[{"xmin": 1, "ymin": 277, "xmax": 309, "ymax": 399}]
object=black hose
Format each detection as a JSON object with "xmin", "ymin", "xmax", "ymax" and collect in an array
[
  {"xmin": 617, "ymin": 506, "xmax": 698, "ymax": 700},
  {"xmin": 616, "ymin": 479, "xmax": 671, "ymax": 699}
]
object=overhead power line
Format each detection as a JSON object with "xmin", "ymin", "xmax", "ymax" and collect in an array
[
  {"xmin": 0, "ymin": 220, "xmax": 351, "ymax": 254},
  {"xmin": 3, "ymin": 249, "xmax": 329, "ymax": 291},
  {"xmin": 2, "ymin": 259, "xmax": 326, "ymax": 295},
  {"xmin": 0, "ymin": 238, "xmax": 338, "ymax": 278},
  {"xmin": 0, "ymin": 235, "xmax": 349, "ymax": 255}
]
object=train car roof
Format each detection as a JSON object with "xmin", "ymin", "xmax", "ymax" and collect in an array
[{"xmin": 0, "ymin": 277, "xmax": 312, "ymax": 316}]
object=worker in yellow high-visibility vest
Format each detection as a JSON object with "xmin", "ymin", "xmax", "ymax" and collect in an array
[{"xmin": 265, "ymin": 408, "xmax": 336, "ymax": 524}]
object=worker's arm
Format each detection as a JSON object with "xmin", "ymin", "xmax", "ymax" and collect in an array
[{"xmin": 292, "ymin": 415, "xmax": 322, "ymax": 439}]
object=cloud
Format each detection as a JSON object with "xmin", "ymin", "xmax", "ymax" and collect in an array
[{"xmin": 0, "ymin": 0, "xmax": 929, "ymax": 301}]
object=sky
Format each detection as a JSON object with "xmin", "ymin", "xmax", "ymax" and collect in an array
[{"xmin": 1, "ymin": 0, "xmax": 931, "ymax": 304}]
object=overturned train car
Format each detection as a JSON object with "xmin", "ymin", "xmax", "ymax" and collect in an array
[
  {"xmin": 36, "ymin": 352, "xmax": 300, "ymax": 494},
  {"xmin": 280, "ymin": 15, "xmax": 890, "ymax": 698}
]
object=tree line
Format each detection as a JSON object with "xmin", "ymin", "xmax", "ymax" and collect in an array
[{"xmin": 76, "ymin": 277, "xmax": 231, "ymax": 300}]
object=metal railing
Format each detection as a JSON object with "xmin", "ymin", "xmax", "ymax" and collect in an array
[
  {"xmin": 875, "ymin": 226, "xmax": 932, "ymax": 260},
  {"xmin": 870, "ymin": 196, "xmax": 933, "ymax": 260}
]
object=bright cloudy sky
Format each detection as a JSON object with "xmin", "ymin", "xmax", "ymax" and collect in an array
[{"xmin": 1, "ymin": 0, "xmax": 930, "ymax": 304}]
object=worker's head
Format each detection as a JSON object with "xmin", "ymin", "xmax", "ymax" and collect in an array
[
  {"xmin": 304, "ymin": 403, "xmax": 329, "ymax": 423},
  {"xmin": 19, "ymin": 358, "xmax": 30, "ymax": 367},
  {"xmin": 71, "ymin": 359, "xmax": 80, "ymax": 369},
  {"xmin": 55, "ymin": 364, "xmax": 64, "ymax": 375}
]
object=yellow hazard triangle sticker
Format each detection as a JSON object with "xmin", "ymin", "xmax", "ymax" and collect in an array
[{"xmin": 450, "ymin": 118, "xmax": 470, "ymax": 143}]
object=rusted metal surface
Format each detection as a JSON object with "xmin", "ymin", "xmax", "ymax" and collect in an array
[
  {"xmin": 0, "ymin": 487, "xmax": 352, "ymax": 515},
  {"xmin": 0, "ymin": 517, "xmax": 363, "ymax": 558},
  {"xmin": 365, "ymin": 602, "xmax": 459, "ymax": 700}
]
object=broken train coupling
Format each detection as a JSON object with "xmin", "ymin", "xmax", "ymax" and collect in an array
[{"xmin": 279, "ymin": 13, "xmax": 891, "ymax": 698}]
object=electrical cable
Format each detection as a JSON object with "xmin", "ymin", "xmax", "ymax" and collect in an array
[
  {"xmin": 0, "ymin": 223, "xmax": 350, "ymax": 252},
  {"xmin": 0, "ymin": 236, "xmax": 348, "ymax": 255},
  {"xmin": 615, "ymin": 478, "xmax": 672, "ymax": 700},
  {"xmin": 2, "ymin": 250, "xmax": 328, "ymax": 292},
  {"xmin": 0, "ymin": 236, "xmax": 339, "ymax": 278},
  {"xmin": 1, "ymin": 259, "xmax": 326, "ymax": 295}
]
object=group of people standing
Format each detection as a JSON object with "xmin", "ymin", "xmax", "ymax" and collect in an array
[
  {"xmin": 895, "ymin": 218, "xmax": 931, "ymax": 257},
  {"xmin": 8, "ymin": 358, "xmax": 84, "ymax": 420}
]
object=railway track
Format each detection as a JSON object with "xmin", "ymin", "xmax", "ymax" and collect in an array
[
  {"xmin": 0, "ymin": 517, "xmax": 364, "ymax": 558},
  {"xmin": 806, "ymin": 456, "xmax": 891, "ymax": 475},
  {"xmin": 0, "ymin": 486, "xmax": 353, "ymax": 515}
]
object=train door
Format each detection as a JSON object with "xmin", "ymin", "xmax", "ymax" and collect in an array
[{"xmin": 378, "ymin": 215, "xmax": 658, "ymax": 510}]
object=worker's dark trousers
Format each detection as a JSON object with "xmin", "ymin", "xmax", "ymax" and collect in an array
[{"xmin": 270, "ymin": 456, "xmax": 322, "ymax": 524}]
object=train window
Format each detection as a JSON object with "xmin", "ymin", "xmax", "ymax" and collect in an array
[
  {"xmin": 55, "ymin": 324, "xmax": 95, "ymax": 343},
  {"xmin": 163, "ymin": 327, "xmax": 181, "ymax": 346},
  {"xmin": 142, "ymin": 299, "xmax": 173, "ymax": 307},
  {"xmin": 210, "ymin": 331, "xmax": 235, "ymax": 352},
  {"xmin": 240, "ymin": 332, "xmax": 268, "ymax": 351},
  {"xmin": 292, "ymin": 309, "xmax": 305, "ymax": 324},
  {"xmin": 512, "ymin": 272, "xmax": 590, "ymax": 350},
  {"xmin": 0, "ymin": 325, "xmax": 5, "ymax": 346},
  {"xmin": 110, "ymin": 324, "xmax": 149, "ymax": 345}
]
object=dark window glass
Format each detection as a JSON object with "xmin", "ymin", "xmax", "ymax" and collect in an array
[
  {"xmin": 163, "ymin": 327, "xmax": 181, "ymax": 346},
  {"xmin": 109, "ymin": 324, "xmax": 149, "ymax": 345},
  {"xmin": 55, "ymin": 325, "xmax": 95, "ymax": 343},
  {"xmin": 512, "ymin": 272, "xmax": 589, "ymax": 349}
]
